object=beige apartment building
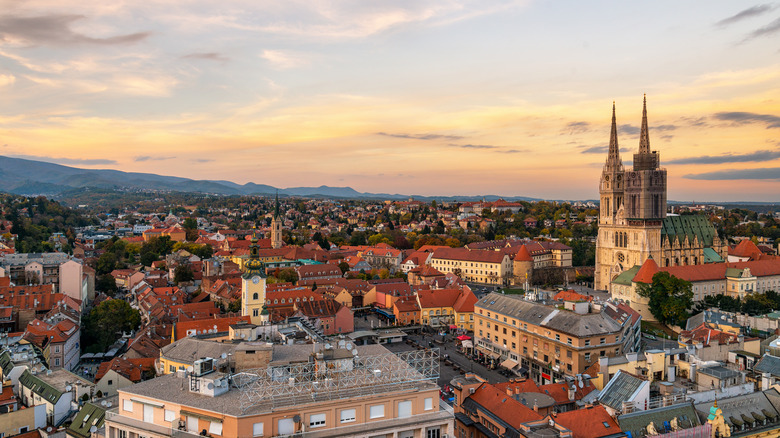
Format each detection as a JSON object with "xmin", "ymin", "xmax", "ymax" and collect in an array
[
  {"xmin": 103, "ymin": 344, "xmax": 453, "ymax": 438},
  {"xmin": 474, "ymin": 293, "xmax": 637, "ymax": 385},
  {"xmin": 429, "ymin": 248, "xmax": 512, "ymax": 285}
]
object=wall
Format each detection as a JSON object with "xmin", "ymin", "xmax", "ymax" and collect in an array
[{"xmin": 0, "ymin": 403, "xmax": 46, "ymax": 436}]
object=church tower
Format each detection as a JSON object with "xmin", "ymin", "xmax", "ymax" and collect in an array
[
  {"xmin": 242, "ymin": 230, "xmax": 268, "ymax": 324},
  {"xmin": 595, "ymin": 96, "xmax": 667, "ymax": 291},
  {"xmin": 624, "ymin": 95, "xmax": 667, "ymax": 221},
  {"xmin": 599, "ymin": 102, "xmax": 624, "ymax": 225},
  {"xmin": 271, "ymin": 193, "xmax": 283, "ymax": 249}
]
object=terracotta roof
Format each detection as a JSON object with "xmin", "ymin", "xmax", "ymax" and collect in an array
[
  {"xmin": 515, "ymin": 244, "xmax": 533, "ymax": 262},
  {"xmin": 632, "ymin": 257, "xmax": 659, "ymax": 283},
  {"xmin": 554, "ymin": 405, "xmax": 621, "ymax": 438},
  {"xmin": 393, "ymin": 298, "xmax": 420, "ymax": 312},
  {"xmin": 467, "ymin": 383, "xmax": 543, "ymax": 428},
  {"xmin": 730, "ymin": 239, "xmax": 762, "ymax": 260},
  {"xmin": 174, "ymin": 314, "xmax": 250, "ymax": 340},
  {"xmin": 432, "ymin": 247, "xmax": 507, "ymax": 263},
  {"xmin": 679, "ymin": 322, "xmax": 740, "ymax": 347},
  {"xmin": 453, "ymin": 289, "xmax": 477, "ymax": 313},
  {"xmin": 416, "ymin": 288, "xmax": 462, "ymax": 309},
  {"xmin": 553, "ymin": 290, "xmax": 593, "ymax": 303},
  {"xmin": 296, "ymin": 300, "xmax": 344, "ymax": 318},
  {"xmin": 95, "ymin": 356, "xmax": 144, "ymax": 382}
]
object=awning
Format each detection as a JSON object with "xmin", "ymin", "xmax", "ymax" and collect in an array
[
  {"xmin": 501, "ymin": 359, "xmax": 518, "ymax": 370},
  {"xmin": 487, "ymin": 351, "xmax": 501, "ymax": 360},
  {"xmin": 449, "ymin": 325, "xmax": 458, "ymax": 329},
  {"xmin": 457, "ymin": 335, "xmax": 472, "ymax": 341},
  {"xmin": 461, "ymin": 340, "xmax": 473, "ymax": 349}
]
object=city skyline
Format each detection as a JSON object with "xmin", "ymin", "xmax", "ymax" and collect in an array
[{"xmin": 1, "ymin": 1, "xmax": 779, "ymax": 202}]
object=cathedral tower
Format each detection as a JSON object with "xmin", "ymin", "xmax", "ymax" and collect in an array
[
  {"xmin": 271, "ymin": 193, "xmax": 283, "ymax": 249},
  {"xmin": 595, "ymin": 96, "xmax": 667, "ymax": 291}
]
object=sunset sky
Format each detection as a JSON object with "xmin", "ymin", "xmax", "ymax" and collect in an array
[{"xmin": 0, "ymin": 1, "xmax": 778, "ymax": 202}]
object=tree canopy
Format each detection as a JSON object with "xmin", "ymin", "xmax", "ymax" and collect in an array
[
  {"xmin": 81, "ymin": 299, "xmax": 141, "ymax": 353},
  {"xmin": 637, "ymin": 271, "xmax": 693, "ymax": 327}
]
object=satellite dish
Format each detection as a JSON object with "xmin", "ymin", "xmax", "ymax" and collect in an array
[
  {"xmin": 90, "ymin": 426, "xmax": 97, "ymax": 433},
  {"xmin": 293, "ymin": 415, "xmax": 301, "ymax": 423},
  {"xmin": 106, "ymin": 402, "xmax": 112, "ymax": 407},
  {"xmin": 346, "ymin": 342, "xmax": 353, "ymax": 350},
  {"xmin": 578, "ymin": 380, "xmax": 584, "ymax": 388},
  {"xmin": 221, "ymin": 353, "xmax": 227, "ymax": 359},
  {"xmin": 241, "ymin": 333, "xmax": 246, "ymax": 339},
  {"xmin": 213, "ymin": 325, "xmax": 218, "ymax": 330},
  {"xmin": 66, "ymin": 385, "xmax": 72, "ymax": 391},
  {"xmin": 338, "ymin": 340, "xmax": 345, "ymax": 348},
  {"xmin": 101, "ymin": 401, "xmax": 107, "ymax": 407},
  {"xmin": 207, "ymin": 382, "xmax": 214, "ymax": 389},
  {"xmin": 352, "ymin": 349, "xmax": 358, "ymax": 356},
  {"xmin": 187, "ymin": 366, "xmax": 194, "ymax": 373}
]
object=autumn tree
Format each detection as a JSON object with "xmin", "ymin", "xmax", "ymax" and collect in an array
[{"xmin": 637, "ymin": 271, "xmax": 693, "ymax": 327}]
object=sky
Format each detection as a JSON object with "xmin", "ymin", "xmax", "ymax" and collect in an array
[{"xmin": 0, "ymin": 1, "xmax": 779, "ymax": 202}]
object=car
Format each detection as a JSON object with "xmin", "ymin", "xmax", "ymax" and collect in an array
[{"xmin": 643, "ymin": 333, "xmax": 657, "ymax": 340}]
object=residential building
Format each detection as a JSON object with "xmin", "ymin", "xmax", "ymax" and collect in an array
[
  {"xmin": 474, "ymin": 293, "xmax": 636, "ymax": 384},
  {"xmin": 105, "ymin": 344, "xmax": 454, "ymax": 438},
  {"xmin": 430, "ymin": 247, "xmax": 513, "ymax": 285}
]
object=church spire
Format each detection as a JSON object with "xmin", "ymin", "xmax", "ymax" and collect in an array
[
  {"xmin": 604, "ymin": 102, "xmax": 623, "ymax": 171},
  {"xmin": 638, "ymin": 94, "xmax": 650, "ymax": 154},
  {"xmin": 273, "ymin": 191, "xmax": 281, "ymax": 219}
]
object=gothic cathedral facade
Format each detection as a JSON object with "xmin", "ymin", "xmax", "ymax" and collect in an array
[{"xmin": 595, "ymin": 96, "xmax": 726, "ymax": 291}]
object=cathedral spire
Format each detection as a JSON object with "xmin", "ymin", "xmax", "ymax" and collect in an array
[
  {"xmin": 638, "ymin": 94, "xmax": 650, "ymax": 154},
  {"xmin": 274, "ymin": 191, "xmax": 281, "ymax": 219},
  {"xmin": 604, "ymin": 102, "xmax": 623, "ymax": 170}
]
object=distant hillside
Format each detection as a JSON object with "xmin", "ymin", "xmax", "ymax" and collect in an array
[{"xmin": 0, "ymin": 155, "xmax": 543, "ymax": 201}]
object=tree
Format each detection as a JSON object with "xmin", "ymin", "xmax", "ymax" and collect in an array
[
  {"xmin": 96, "ymin": 274, "xmax": 118, "ymax": 296},
  {"xmin": 174, "ymin": 264, "xmax": 194, "ymax": 283},
  {"xmin": 637, "ymin": 271, "xmax": 693, "ymax": 327},
  {"xmin": 338, "ymin": 261, "xmax": 350, "ymax": 274},
  {"xmin": 81, "ymin": 299, "xmax": 141, "ymax": 353}
]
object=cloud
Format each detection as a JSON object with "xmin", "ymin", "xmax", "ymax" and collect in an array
[
  {"xmin": 579, "ymin": 145, "xmax": 632, "ymax": 154},
  {"xmin": 564, "ymin": 121, "xmax": 590, "ymax": 134},
  {"xmin": 10, "ymin": 154, "xmax": 117, "ymax": 165},
  {"xmin": 261, "ymin": 49, "xmax": 308, "ymax": 69},
  {"xmin": 714, "ymin": 111, "xmax": 780, "ymax": 128},
  {"xmin": 182, "ymin": 52, "xmax": 230, "ymax": 62},
  {"xmin": 376, "ymin": 132, "xmax": 464, "ymax": 141},
  {"xmin": 135, "ymin": 155, "xmax": 175, "ymax": 162},
  {"xmin": 192, "ymin": 158, "xmax": 214, "ymax": 163},
  {"xmin": 0, "ymin": 74, "xmax": 15, "ymax": 87},
  {"xmin": 458, "ymin": 144, "xmax": 497, "ymax": 149},
  {"xmin": 716, "ymin": 5, "xmax": 774, "ymax": 26},
  {"xmin": 655, "ymin": 124, "xmax": 677, "ymax": 131},
  {"xmin": 498, "ymin": 149, "xmax": 526, "ymax": 154},
  {"xmin": 666, "ymin": 149, "xmax": 780, "ymax": 165},
  {"xmin": 746, "ymin": 16, "xmax": 780, "ymax": 40},
  {"xmin": 684, "ymin": 167, "xmax": 780, "ymax": 180},
  {"xmin": 619, "ymin": 124, "xmax": 640, "ymax": 135},
  {"xmin": 0, "ymin": 14, "xmax": 150, "ymax": 46}
]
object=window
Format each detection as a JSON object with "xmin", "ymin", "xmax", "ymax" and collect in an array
[
  {"xmin": 567, "ymin": 338, "xmax": 572, "ymax": 345},
  {"xmin": 585, "ymin": 353, "xmax": 591, "ymax": 362},
  {"xmin": 424, "ymin": 397, "xmax": 434, "ymax": 411},
  {"xmin": 278, "ymin": 418, "xmax": 295, "ymax": 435},
  {"xmin": 340, "ymin": 409, "xmax": 356, "ymax": 423},
  {"xmin": 108, "ymin": 380, "xmax": 113, "ymax": 385},
  {"xmin": 426, "ymin": 427, "xmax": 441, "ymax": 438},
  {"xmin": 253, "ymin": 293, "xmax": 258, "ymax": 300},
  {"xmin": 600, "ymin": 338, "xmax": 605, "ymax": 345},
  {"xmin": 398, "ymin": 400, "xmax": 412, "ymax": 418},
  {"xmin": 555, "ymin": 334, "xmax": 560, "ymax": 341},
  {"xmin": 309, "ymin": 413, "xmax": 326, "ymax": 428},
  {"xmin": 523, "ymin": 347, "xmax": 528, "ymax": 355},
  {"xmin": 123, "ymin": 399, "xmax": 133, "ymax": 412},
  {"xmin": 164, "ymin": 410, "xmax": 175, "ymax": 422},
  {"xmin": 209, "ymin": 421, "xmax": 223, "ymax": 435},
  {"xmin": 369, "ymin": 404, "xmax": 385, "ymax": 419},
  {"xmin": 253, "ymin": 422, "xmax": 264, "ymax": 436},
  {"xmin": 143, "ymin": 404, "xmax": 154, "ymax": 423},
  {"xmin": 585, "ymin": 340, "xmax": 590, "ymax": 346},
  {"xmin": 567, "ymin": 350, "xmax": 572, "ymax": 358},
  {"xmin": 187, "ymin": 416, "xmax": 198, "ymax": 433},
  {"xmin": 169, "ymin": 365, "xmax": 176, "ymax": 373},
  {"xmin": 253, "ymin": 309, "xmax": 259, "ymax": 317}
]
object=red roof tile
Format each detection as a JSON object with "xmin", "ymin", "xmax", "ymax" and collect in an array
[
  {"xmin": 632, "ymin": 257, "xmax": 659, "ymax": 283},
  {"xmin": 553, "ymin": 405, "xmax": 621, "ymax": 438}
]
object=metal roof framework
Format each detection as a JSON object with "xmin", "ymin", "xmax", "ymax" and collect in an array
[{"xmin": 234, "ymin": 348, "xmax": 440, "ymax": 412}]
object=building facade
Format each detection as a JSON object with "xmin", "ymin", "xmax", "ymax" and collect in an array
[{"xmin": 595, "ymin": 97, "xmax": 726, "ymax": 291}]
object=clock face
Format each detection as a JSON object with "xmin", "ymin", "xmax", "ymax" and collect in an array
[{"xmin": 252, "ymin": 276, "xmax": 260, "ymax": 284}]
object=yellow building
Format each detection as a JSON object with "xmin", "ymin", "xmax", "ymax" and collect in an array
[{"xmin": 242, "ymin": 233, "xmax": 268, "ymax": 325}]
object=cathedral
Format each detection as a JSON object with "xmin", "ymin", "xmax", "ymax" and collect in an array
[{"xmin": 594, "ymin": 96, "xmax": 727, "ymax": 291}]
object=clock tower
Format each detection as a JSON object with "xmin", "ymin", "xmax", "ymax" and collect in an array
[{"xmin": 242, "ymin": 230, "xmax": 268, "ymax": 324}]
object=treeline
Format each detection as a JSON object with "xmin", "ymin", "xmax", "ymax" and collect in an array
[
  {"xmin": 2, "ymin": 195, "xmax": 98, "ymax": 253},
  {"xmin": 695, "ymin": 291, "xmax": 780, "ymax": 316}
]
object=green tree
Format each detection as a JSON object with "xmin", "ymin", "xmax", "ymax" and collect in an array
[
  {"xmin": 174, "ymin": 264, "xmax": 194, "ymax": 283},
  {"xmin": 96, "ymin": 274, "xmax": 118, "ymax": 296},
  {"xmin": 338, "ymin": 261, "xmax": 350, "ymax": 274},
  {"xmin": 81, "ymin": 299, "xmax": 141, "ymax": 353},
  {"xmin": 637, "ymin": 271, "xmax": 693, "ymax": 327}
]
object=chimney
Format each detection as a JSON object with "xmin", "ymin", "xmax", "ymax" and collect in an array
[
  {"xmin": 568, "ymin": 385, "xmax": 575, "ymax": 401},
  {"xmin": 506, "ymin": 388, "xmax": 512, "ymax": 396},
  {"xmin": 533, "ymin": 401, "xmax": 538, "ymax": 412}
]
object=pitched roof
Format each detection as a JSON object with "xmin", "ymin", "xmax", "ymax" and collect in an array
[
  {"xmin": 464, "ymin": 382, "xmax": 543, "ymax": 428},
  {"xmin": 67, "ymin": 402, "xmax": 106, "ymax": 438},
  {"xmin": 597, "ymin": 369, "xmax": 645, "ymax": 410},
  {"xmin": 632, "ymin": 256, "xmax": 659, "ymax": 283},
  {"xmin": 515, "ymin": 244, "xmax": 533, "ymax": 262},
  {"xmin": 296, "ymin": 299, "xmax": 344, "ymax": 318},
  {"xmin": 95, "ymin": 356, "xmax": 143, "ymax": 382},
  {"xmin": 431, "ymin": 247, "xmax": 507, "ymax": 264},
  {"xmin": 730, "ymin": 239, "xmax": 762, "ymax": 260},
  {"xmin": 416, "ymin": 289, "xmax": 462, "ymax": 309},
  {"xmin": 453, "ymin": 289, "xmax": 478, "ymax": 313},
  {"xmin": 553, "ymin": 290, "xmax": 593, "ymax": 303},
  {"xmin": 554, "ymin": 405, "xmax": 620, "ymax": 438},
  {"xmin": 662, "ymin": 214, "xmax": 718, "ymax": 247},
  {"xmin": 755, "ymin": 354, "xmax": 780, "ymax": 377}
]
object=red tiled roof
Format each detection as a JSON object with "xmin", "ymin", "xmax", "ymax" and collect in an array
[
  {"xmin": 416, "ymin": 289, "xmax": 462, "ymax": 309},
  {"xmin": 730, "ymin": 239, "xmax": 762, "ymax": 260},
  {"xmin": 393, "ymin": 298, "xmax": 420, "ymax": 312},
  {"xmin": 453, "ymin": 289, "xmax": 477, "ymax": 313},
  {"xmin": 632, "ymin": 257, "xmax": 659, "ymax": 283},
  {"xmin": 432, "ymin": 247, "xmax": 507, "ymax": 263},
  {"xmin": 515, "ymin": 244, "xmax": 533, "ymax": 262},
  {"xmin": 468, "ymin": 383, "xmax": 543, "ymax": 427},
  {"xmin": 554, "ymin": 405, "xmax": 621, "ymax": 438},
  {"xmin": 296, "ymin": 300, "xmax": 343, "ymax": 318},
  {"xmin": 174, "ymin": 315, "xmax": 250, "ymax": 339},
  {"xmin": 553, "ymin": 290, "xmax": 593, "ymax": 303}
]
